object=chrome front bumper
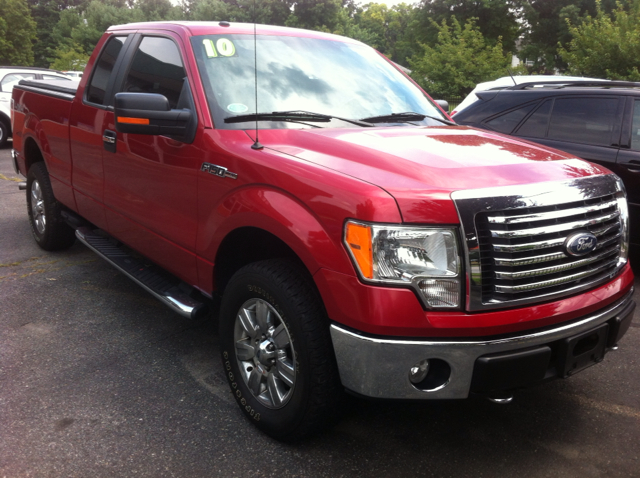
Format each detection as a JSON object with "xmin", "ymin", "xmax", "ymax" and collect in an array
[{"xmin": 330, "ymin": 289, "xmax": 635, "ymax": 400}]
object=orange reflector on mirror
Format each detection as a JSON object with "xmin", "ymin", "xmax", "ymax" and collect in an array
[{"xmin": 118, "ymin": 117, "xmax": 150, "ymax": 125}]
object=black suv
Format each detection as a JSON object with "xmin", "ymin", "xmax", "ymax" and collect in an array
[{"xmin": 453, "ymin": 81, "xmax": 640, "ymax": 246}]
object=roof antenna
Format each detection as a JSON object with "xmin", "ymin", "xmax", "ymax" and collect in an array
[
  {"xmin": 507, "ymin": 68, "xmax": 517, "ymax": 86},
  {"xmin": 251, "ymin": 1, "xmax": 263, "ymax": 150}
]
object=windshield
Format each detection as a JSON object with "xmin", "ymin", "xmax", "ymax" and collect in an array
[{"xmin": 191, "ymin": 33, "xmax": 446, "ymax": 129}]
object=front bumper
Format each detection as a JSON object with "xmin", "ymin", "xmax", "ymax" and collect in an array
[{"xmin": 330, "ymin": 288, "xmax": 635, "ymax": 400}]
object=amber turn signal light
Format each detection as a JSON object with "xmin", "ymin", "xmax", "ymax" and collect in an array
[
  {"xmin": 345, "ymin": 222, "xmax": 373, "ymax": 279},
  {"xmin": 117, "ymin": 117, "xmax": 150, "ymax": 125}
]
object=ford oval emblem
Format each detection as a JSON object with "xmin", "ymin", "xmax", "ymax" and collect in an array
[{"xmin": 565, "ymin": 232, "xmax": 598, "ymax": 257}]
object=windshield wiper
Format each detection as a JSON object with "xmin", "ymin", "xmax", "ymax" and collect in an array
[
  {"xmin": 360, "ymin": 112, "xmax": 456, "ymax": 126},
  {"xmin": 225, "ymin": 110, "xmax": 373, "ymax": 127}
]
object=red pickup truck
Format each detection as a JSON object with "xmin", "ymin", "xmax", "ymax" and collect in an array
[{"xmin": 11, "ymin": 21, "xmax": 635, "ymax": 440}]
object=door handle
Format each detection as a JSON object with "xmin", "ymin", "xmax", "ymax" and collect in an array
[{"xmin": 103, "ymin": 130, "xmax": 117, "ymax": 153}]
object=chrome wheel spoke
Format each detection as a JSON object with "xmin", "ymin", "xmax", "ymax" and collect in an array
[
  {"xmin": 238, "ymin": 307, "xmax": 260, "ymax": 339},
  {"xmin": 30, "ymin": 181, "xmax": 46, "ymax": 235},
  {"xmin": 235, "ymin": 339, "xmax": 255, "ymax": 361},
  {"xmin": 271, "ymin": 323, "xmax": 290, "ymax": 348},
  {"xmin": 255, "ymin": 301, "xmax": 272, "ymax": 335},
  {"xmin": 247, "ymin": 368, "xmax": 263, "ymax": 396},
  {"xmin": 267, "ymin": 372, "xmax": 286, "ymax": 408},
  {"xmin": 275, "ymin": 358, "xmax": 295, "ymax": 388}
]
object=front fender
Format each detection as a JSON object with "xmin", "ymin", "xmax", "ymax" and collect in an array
[{"xmin": 198, "ymin": 185, "xmax": 354, "ymax": 279}]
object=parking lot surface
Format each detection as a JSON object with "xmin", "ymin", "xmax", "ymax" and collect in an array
[{"xmin": 1, "ymin": 143, "xmax": 639, "ymax": 477}]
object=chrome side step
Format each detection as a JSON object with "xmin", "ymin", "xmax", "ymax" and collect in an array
[{"xmin": 75, "ymin": 227, "xmax": 208, "ymax": 319}]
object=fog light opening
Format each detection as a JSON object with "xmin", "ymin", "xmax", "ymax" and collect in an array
[{"xmin": 409, "ymin": 358, "xmax": 451, "ymax": 392}]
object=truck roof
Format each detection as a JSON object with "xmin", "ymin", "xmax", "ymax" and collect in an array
[{"xmin": 107, "ymin": 21, "xmax": 362, "ymax": 44}]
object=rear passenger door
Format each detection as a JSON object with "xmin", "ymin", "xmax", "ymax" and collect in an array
[
  {"xmin": 614, "ymin": 97, "xmax": 640, "ymax": 245},
  {"xmin": 513, "ymin": 96, "xmax": 624, "ymax": 170}
]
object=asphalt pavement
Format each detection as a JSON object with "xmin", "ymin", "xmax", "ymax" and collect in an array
[{"xmin": 1, "ymin": 142, "xmax": 639, "ymax": 477}]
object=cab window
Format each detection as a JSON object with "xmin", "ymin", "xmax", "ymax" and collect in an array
[
  {"xmin": 87, "ymin": 36, "xmax": 127, "ymax": 105},
  {"xmin": 121, "ymin": 36, "xmax": 186, "ymax": 109}
]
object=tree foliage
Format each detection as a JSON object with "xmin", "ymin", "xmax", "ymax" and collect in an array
[
  {"xmin": 0, "ymin": 0, "xmax": 37, "ymax": 66},
  {"xmin": 414, "ymin": 0, "xmax": 522, "ymax": 53},
  {"xmin": 559, "ymin": 0, "xmax": 640, "ymax": 80},
  {"xmin": 519, "ymin": 0, "xmax": 618, "ymax": 73},
  {"xmin": 49, "ymin": 42, "xmax": 89, "ymax": 70},
  {"xmin": 409, "ymin": 17, "xmax": 522, "ymax": 98}
]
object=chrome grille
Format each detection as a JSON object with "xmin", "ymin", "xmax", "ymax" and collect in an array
[
  {"xmin": 476, "ymin": 195, "xmax": 621, "ymax": 303},
  {"xmin": 452, "ymin": 175, "xmax": 629, "ymax": 311}
]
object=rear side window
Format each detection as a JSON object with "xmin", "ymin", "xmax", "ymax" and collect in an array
[
  {"xmin": 548, "ymin": 98, "xmax": 618, "ymax": 146},
  {"xmin": 121, "ymin": 36, "xmax": 186, "ymax": 109},
  {"xmin": 485, "ymin": 103, "xmax": 536, "ymax": 134},
  {"xmin": 87, "ymin": 36, "xmax": 127, "ymax": 105},
  {"xmin": 516, "ymin": 99, "xmax": 552, "ymax": 138},
  {"xmin": 631, "ymin": 100, "xmax": 640, "ymax": 151}
]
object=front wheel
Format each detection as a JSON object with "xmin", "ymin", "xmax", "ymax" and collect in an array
[
  {"xmin": 26, "ymin": 162, "xmax": 76, "ymax": 251},
  {"xmin": 219, "ymin": 259, "xmax": 343, "ymax": 441}
]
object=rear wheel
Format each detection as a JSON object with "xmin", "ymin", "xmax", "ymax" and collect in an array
[
  {"xmin": 26, "ymin": 162, "xmax": 76, "ymax": 251},
  {"xmin": 219, "ymin": 259, "xmax": 343, "ymax": 441}
]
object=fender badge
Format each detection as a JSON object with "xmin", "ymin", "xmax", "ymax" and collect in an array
[
  {"xmin": 201, "ymin": 162, "xmax": 237, "ymax": 180},
  {"xmin": 565, "ymin": 231, "xmax": 598, "ymax": 257}
]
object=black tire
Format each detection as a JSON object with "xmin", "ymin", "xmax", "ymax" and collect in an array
[
  {"xmin": 26, "ymin": 162, "xmax": 76, "ymax": 251},
  {"xmin": 219, "ymin": 259, "xmax": 343, "ymax": 441},
  {"xmin": 0, "ymin": 120, "xmax": 8, "ymax": 148}
]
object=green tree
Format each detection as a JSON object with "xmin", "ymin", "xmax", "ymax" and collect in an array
[
  {"xmin": 285, "ymin": 0, "xmax": 342, "ymax": 31},
  {"xmin": 559, "ymin": 0, "xmax": 640, "ymax": 80},
  {"xmin": 49, "ymin": 42, "xmax": 89, "ymax": 70},
  {"xmin": 0, "ymin": 0, "xmax": 37, "ymax": 65},
  {"xmin": 409, "ymin": 17, "xmax": 523, "ymax": 98},
  {"xmin": 191, "ymin": 0, "xmax": 291, "ymax": 25},
  {"xmin": 28, "ymin": 0, "xmax": 87, "ymax": 67},
  {"xmin": 414, "ymin": 0, "xmax": 522, "ymax": 54},
  {"xmin": 519, "ymin": 0, "xmax": 618, "ymax": 73}
]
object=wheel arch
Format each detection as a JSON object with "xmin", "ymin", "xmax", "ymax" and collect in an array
[
  {"xmin": 204, "ymin": 187, "xmax": 354, "ymax": 295},
  {"xmin": 23, "ymin": 136, "xmax": 45, "ymax": 174}
]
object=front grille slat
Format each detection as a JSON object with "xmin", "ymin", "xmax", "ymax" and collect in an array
[
  {"xmin": 494, "ymin": 245, "xmax": 620, "ymax": 280},
  {"xmin": 489, "ymin": 210, "xmax": 620, "ymax": 239},
  {"xmin": 494, "ymin": 256, "xmax": 619, "ymax": 293},
  {"xmin": 487, "ymin": 199, "xmax": 618, "ymax": 225}
]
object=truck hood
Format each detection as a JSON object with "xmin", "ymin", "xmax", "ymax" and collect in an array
[{"xmin": 255, "ymin": 126, "xmax": 609, "ymax": 223}]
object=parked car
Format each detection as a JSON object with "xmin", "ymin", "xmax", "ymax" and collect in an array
[
  {"xmin": 453, "ymin": 80, "xmax": 640, "ymax": 247},
  {"xmin": 11, "ymin": 24, "xmax": 635, "ymax": 440},
  {"xmin": 0, "ymin": 67, "xmax": 73, "ymax": 147},
  {"xmin": 63, "ymin": 71, "xmax": 84, "ymax": 78},
  {"xmin": 451, "ymin": 76, "xmax": 607, "ymax": 116}
]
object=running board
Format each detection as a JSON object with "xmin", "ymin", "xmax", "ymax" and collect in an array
[{"xmin": 75, "ymin": 227, "xmax": 208, "ymax": 320}]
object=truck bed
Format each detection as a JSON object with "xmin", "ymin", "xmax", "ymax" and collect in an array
[{"xmin": 16, "ymin": 79, "xmax": 80, "ymax": 100}]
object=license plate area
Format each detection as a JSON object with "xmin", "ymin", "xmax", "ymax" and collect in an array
[{"xmin": 557, "ymin": 323, "xmax": 609, "ymax": 378}]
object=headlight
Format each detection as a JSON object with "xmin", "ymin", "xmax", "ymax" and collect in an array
[{"xmin": 344, "ymin": 221, "xmax": 462, "ymax": 309}]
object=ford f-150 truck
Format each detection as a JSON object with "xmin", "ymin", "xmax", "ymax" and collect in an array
[{"xmin": 10, "ymin": 22, "xmax": 636, "ymax": 441}]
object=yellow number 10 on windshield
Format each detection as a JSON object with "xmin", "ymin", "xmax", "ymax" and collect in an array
[{"xmin": 203, "ymin": 39, "xmax": 236, "ymax": 58}]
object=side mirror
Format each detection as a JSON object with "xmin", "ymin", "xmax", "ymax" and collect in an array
[
  {"xmin": 435, "ymin": 99, "xmax": 449, "ymax": 112},
  {"xmin": 114, "ymin": 92, "xmax": 193, "ymax": 140}
]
